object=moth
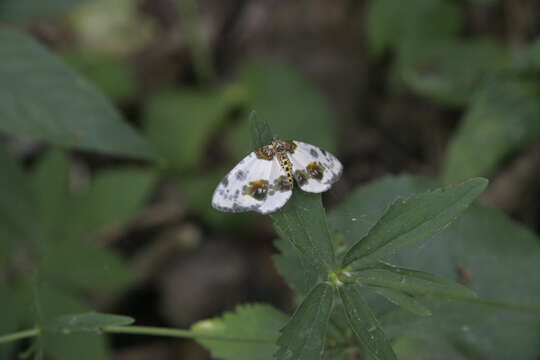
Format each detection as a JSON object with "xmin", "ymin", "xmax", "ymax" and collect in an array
[{"xmin": 212, "ymin": 138, "xmax": 343, "ymax": 214}]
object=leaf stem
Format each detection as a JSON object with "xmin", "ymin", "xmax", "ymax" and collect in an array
[
  {"xmin": 104, "ymin": 325, "xmax": 275, "ymax": 343},
  {"xmin": 0, "ymin": 328, "xmax": 40, "ymax": 344}
]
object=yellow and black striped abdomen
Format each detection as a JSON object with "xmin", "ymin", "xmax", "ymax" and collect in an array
[{"xmin": 277, "ymin": 153, "xmax": 294, "ymax": 186}]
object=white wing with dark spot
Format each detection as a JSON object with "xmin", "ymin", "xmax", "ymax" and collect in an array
[
  {"xmin": 258, "ymin": 158, "xmax": 293, "ymax": 214},
  {"xmin": 289, "ymin": 141, "xmax": 343, "ymax": 193},
  {"xmin": 211, "ymin": 152, "xmax": 292, "ymax": 214}
]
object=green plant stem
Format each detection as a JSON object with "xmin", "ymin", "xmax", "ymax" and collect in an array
[
  {"xmin": 0, "ymin": 328, "xmax": 40, "ymax": 344},
  {"xmin": 104, "ymin": 325, "xmax": 275, "ymax": 343}
]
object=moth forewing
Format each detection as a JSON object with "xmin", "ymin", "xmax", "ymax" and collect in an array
[{"xmin": 211, "ymin": 152, "xmax": 292, "ymax": 214}]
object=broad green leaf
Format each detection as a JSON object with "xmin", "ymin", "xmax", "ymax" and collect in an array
[
  {"xmin": 0, "ymin": 0, "xmax": 92, "ymax": 22},
  {"xmin": 329, "ymin": 175, "xmax": 431, "ymax": 254},
  {"xmin": 68, "ymin": 168, "xmax": 157, "ymax": 235},
  {"xmin": 0, "ymin": 143, "xmax": 38, "ymax": 265},
  {"xmin": 276, "ymin": 283, "xmax": 335, "ymax": 360},
  {"xmin": 272, "ymin": 238, "xmax": 320, "ymax": 299},
  {"xmin": 46, "ymin": 312, "xmax": 134, "ymax": 333},
  {"xmin": 330, "ymin": 176, "xmax": 540, "ymax": 359},
  {"xmin": 358, "ymin": 265, "xmax": 477, "ymax": 300},
  {"xmin": 61, "ymin": 50, "xmax": 138, "ymax": 103},
  {"xmin": 272, "ymin": 190, "xmax": 337, "ymax": 272},
  {"xmin": 144, "ymin": 89, "xmax": 229, "ymax": 172},
  {"xmin": 444, "ymin": 77, "xmax": 540, "ymax": 182},
  {"xmin": 404, "ymin": 40, "xmax": 508, "ymax": 106},
  {"xmin": 369, "ymin": 287, "xmax": 432, "ymax": 317},
  {"xmin": 191, "ymin": 304, "xmax": 288, "ymax": 360},
  {"xmin": 69, "ymin": 0, "xmax": 157, "ymax": 56},
  {"xmin": 228, "ymin": 62, "xmax": 336, "ymax": 157},
  {"xmin": 339, "ymin": 283, "xmax": 397, "ymax": 360},
  {"xmin": 0, "ymin": 28, "xmax": 155, "ymax": 160},
  {"xmin": 342, "ymin": 178, "xmax": 488, "ymax": 267}
]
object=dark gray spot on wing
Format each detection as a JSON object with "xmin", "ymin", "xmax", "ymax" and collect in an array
[
  {"xmin": 221, "ymin": 176, "xmax": 229, "ymax": 187},
  {"xmin": 236, "ymin": 170, "xmax": 247, "ymax": 181},
  {"xmin": 309, "ymin": 148, "xmax": 319, "ymax": 158}
]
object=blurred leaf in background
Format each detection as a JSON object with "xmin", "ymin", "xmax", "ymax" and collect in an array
[
  {"xmin": 0, "ymin": 145, "xmax": 156, "ymax": 358},
  {"xmin": 69, "ymin": 0, "xmax": 157, "ymax": 57},
  {"xmin": 143, "ymin": 89, "xmax": 230, "ymax": 172},
  {"xmin": 443, "ymin": 77, "xmax": 540, "ymax": 182},
  {"xmin": 403, "ymin": 40, "xmax": 508, "ymax": 107},
  {"xmin": 227, "ymin": 62, "xmax": 337, "ymax": 158},
  {"xmin": 0, "ymin": 27, "xmax": 155, "ymax": 160},
  {"xmin": 367, "ymin": 0, "xmax": 462, "ymax": 69},
  {"xmin": 61, "ymin": 50, "xmax": 139, "ymax": 103}
]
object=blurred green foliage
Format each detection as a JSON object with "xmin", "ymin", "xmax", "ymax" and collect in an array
[
  {"xmin": 2, "ymin": 0, "xmax": 540, "ymax": 359},
  {"xmin": 367, "ymin": 0, "xmax": 540, "ymax": 182}
]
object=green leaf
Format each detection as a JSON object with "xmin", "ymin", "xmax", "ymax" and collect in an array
[
  {"xmin": 68, "ymin": 168, "xmax": 157, "ymax": 235},
  {"xmin": 0, "ymin": 143, "xmax": 38, "ymax": 265},
  {"xmin": 369, "ymin": 287, "xmax": 432, "ymax": 317},
  {"xmin": 342, "ymin": 178, "xmax": 488, "ymax": 267},
  {"xmin": 143, "ymin": 89, "xmax": 229, "ymax": 172},
  {"xmin": 358, "ymin": 265, "xmax": 477, "ymax": 301},
  {"xmin": 330, "ymin": 176, "xmax": 540, "ymax": 359},
  {"xmin": 444, "ymin": 77, "xmax": 540, "ymax": 182},
  {"xmin": 191, "ymin": 304, "xmax": 288, "ymax": 360},
  {"xmin": 228, "ymin": 62, "xmax": 336, "ymax": 157},
  {"xmin": 46, "ymin": 312, "xmax": 134, "ymax": 333},
  {"xmin": 339, "ymin": 283, "xmax": 397, "ymax": 360},
  {"xmin": 40, "ymin": 241, "xmax": 134, "ymax": 293},
  {"xmin": 31, "ymin": 150, "xmax": 70, "ymax": 240},
  {"xmin": 61, "ymin": 50, "xmax": 138, "ymax": 103},
  {"xmin": 0, "ymin": 28, "xmax": 155, "ymax": 160},
  {"xmin": 29, "ymin": 284, "xmax": 111, "ymax": 360},
  {"xmin": 276, "ymin": 283, "xmax": 335, "ymax": 360},
  {"xmin": 271, "ymin": 190, "xmax": 337, "ymax": 272},
  {"xmin": 328, "ymin": 175, "xmax": 432, "ymax": 253},
  {"xmin": 272, "ymin": 238, "xmax": 320, "ymax": 299},
  {"xmin": 0, "ymin": 0, "xmax": 92, "ymax": 23},
  {"xmin": 403, "ymin": 40, "xmax": 508, "ymax": 106},
  {"xmin": 368, "ymin": 0, "xmax": 462, "ymax": 65}
]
